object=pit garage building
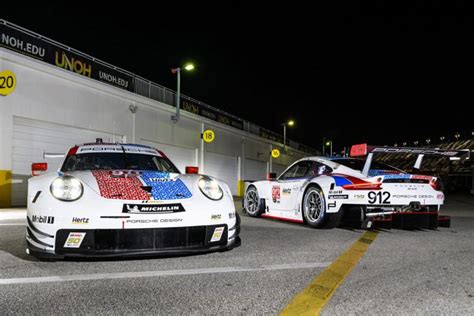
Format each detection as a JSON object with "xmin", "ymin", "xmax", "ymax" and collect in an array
[{"xmin": 0, "ymin": 20, "xmax": 317, "ymax": 207}]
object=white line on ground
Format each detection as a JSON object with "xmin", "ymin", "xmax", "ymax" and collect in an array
[
  {"xmin": 0, "ymin": 211, "xmax": 26, "ymax": 221},
  {"xmin": 0, "ymin": 262, "xmax": 330, "ymax": 285},
  {"xmin": 0, "ymin": 223, "xmax": 25, "ymax": 226}
]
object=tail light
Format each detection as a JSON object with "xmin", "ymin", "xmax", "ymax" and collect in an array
[
  {"xmin": 430, "ymin": 178, "xmax": 443, "ymax": 191},
  {"xmin": 32, "ymin": 163, "xmax": 48, "ymax": 176},
  {"xmin": 185, "ymin": 166, "xmax": 199, "ymax": 174},
  {"xmin": 342, "ymin": 182, "xmax": 382, "ymax": 190}
]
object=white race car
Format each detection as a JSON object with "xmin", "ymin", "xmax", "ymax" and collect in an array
[
  {"xmin": 26, "ymin": 140, "xmax": 240, "ymax": 259},
  {"xmin": 244, "ymin": 144, "xmax": 469, "ymax": 229}
]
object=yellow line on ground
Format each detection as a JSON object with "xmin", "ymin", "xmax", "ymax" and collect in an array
[{"xmin": 280, "ymin": 230, "xmax": 378, "ymax": 316}]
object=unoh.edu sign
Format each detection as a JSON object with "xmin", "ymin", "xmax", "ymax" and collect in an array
[{"xmin": 0, "ymin": 23, "xmax": 134, "ymax": 92}]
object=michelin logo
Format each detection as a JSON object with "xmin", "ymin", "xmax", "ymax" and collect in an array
[{"xmin": 122, "ymin": 203, "xmax": 185, "ymax": 214}]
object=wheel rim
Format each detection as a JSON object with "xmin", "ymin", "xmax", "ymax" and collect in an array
[
  {"xmin": 245, "ymin": 188, "xmax": 259, "ymax": 215},
  {"xmin": 304, "ymin": 189, "xmax": 324, "ymax": 222}
]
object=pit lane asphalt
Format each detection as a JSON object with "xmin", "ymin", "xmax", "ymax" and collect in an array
[{"xmin": 1, "ymin": 195, "xmax": 473, "ymax": 314}]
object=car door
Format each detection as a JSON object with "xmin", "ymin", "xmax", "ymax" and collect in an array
[{"xmin": 269, "ymin": 160, "xmax": 314, "ymax": 212}]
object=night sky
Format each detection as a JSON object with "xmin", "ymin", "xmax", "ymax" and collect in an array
[{"xmin": 3, "ymin": 1, "xmax": 473, "ymax": 152}]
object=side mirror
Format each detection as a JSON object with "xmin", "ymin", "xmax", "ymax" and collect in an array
[
  {"xmin": 32, "ymin": 162, "xmax": 48, "ymax": 176},
  {"xmin": 267, "ymin": 172, "xmax": 277, "ymax": 181},
  {"xmin": 185, "ymin": 166, "xmax": 199, "ymax": 174}
]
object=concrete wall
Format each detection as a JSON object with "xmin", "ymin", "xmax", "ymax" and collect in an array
[{"xmin": 0, "ymin": 48, "xmax": 308, "ymax": 206}]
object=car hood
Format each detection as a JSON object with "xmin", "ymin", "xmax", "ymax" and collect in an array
[{"xmin": 68, "ymin": 170, "xmax": 193, "ymax": 201}]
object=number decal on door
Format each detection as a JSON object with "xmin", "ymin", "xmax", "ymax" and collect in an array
[{"xmin": 368, "ymin": 191, "xmax": 391, "ymax": 204}]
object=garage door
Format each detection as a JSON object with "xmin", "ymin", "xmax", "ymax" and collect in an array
[
  {"xmin": 273, "ymin": 163, "xmax": 288, "ymax": 177},
  {"xmin": 244, "ymin": 158, "xmax": 267, "ymax": 181},
  {"xmin": 204, "ymin": 152, "xmax": 238, "ymax": 195},
  {"xmin": 141, "ymin": 139, "xmax": 196, "ymax": 174},
  {"xmin": 12, "ymin": 117, "xmax": 120, "ymax": 206}
]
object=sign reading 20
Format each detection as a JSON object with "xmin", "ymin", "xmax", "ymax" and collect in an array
[{"xmin": 0, "ymin": 70, "xmax": 16, "ymax": 96}]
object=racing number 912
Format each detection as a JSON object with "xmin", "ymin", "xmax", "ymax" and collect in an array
[{"xmin": 368, "ymin": 191, "xmax": 391, "ymax": 204}]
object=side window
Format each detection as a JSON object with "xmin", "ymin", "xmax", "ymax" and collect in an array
[
  {"xmin": 279, "ymin": 161, "xmax": 313, "ymax": 180},
  {"xmin": 307, "ymin": 162, "xmax": 333, "ymax": 177}
]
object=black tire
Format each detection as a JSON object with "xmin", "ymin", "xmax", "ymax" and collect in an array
[
  {"xmin": 302, "ymin": 185, "xmax": 329, "ymax": 228},
  {"xmin": 243, "ymin": 186, "xmax": 264, "ymax": 217}
]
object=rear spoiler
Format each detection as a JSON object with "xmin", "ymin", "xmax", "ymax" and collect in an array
[{"xmin": 350, "ymin": 144, "xmax": 470, "ymax": 176}]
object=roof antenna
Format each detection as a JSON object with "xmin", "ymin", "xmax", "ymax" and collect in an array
[{"xmin": 96, "ymin": 138, "xmax": 103, "ymax": 144}]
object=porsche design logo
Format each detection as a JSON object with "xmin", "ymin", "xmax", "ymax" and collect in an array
[{"xmin": 122, "ymin": 203, "xmax": 185, "ymax": 214}]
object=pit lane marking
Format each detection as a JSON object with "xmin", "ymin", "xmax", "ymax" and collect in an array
[
  {"xmin": 0, "ymin": 261, "xmax": 330, "ymax": 285},
  {"xmin": 280, "ymin": 231, "xmax": 379, "ymax": 316}
]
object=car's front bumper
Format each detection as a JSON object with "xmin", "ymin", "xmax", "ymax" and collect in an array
[{"xmin": 27, "ymin": 214, "xmax": 241, "ymax": 260}]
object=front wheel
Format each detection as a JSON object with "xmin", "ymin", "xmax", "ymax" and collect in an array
[
  {"xmin": 302, "ymin": 186, "xmax": 328, "ymax": 228},
  {"xmin": 244, "ymin": 186, "xmax": 263, "ymax": 217}
]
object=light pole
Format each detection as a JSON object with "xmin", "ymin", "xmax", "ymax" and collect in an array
[
  {"xmin": 281, "ymin": 120, "xmax": 295, "ymax": 151},
  {"xmin": 171, "ymin": 62, "xmax": 195, "ymax": 123},
  {"xmin": 325, "ymin": 140, "xmax": 333, "ymax": 156}
]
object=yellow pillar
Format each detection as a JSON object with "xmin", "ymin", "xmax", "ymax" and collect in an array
[{"xmin": 0, "ymin": 170, "xmax": 12, "ymax": 208}]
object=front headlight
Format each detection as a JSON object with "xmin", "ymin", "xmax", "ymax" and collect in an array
[
  {"xmin": 50, "ymin": 176, "xmax": 83, "ymax": 201},
  {"xmin": 198, "ymin": 176, "xmax": 223, "ymax": 201}
]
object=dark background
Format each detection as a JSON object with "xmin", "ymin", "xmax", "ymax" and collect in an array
[{"xmin": 3, "ymin": 1, "xmax": 473, "ymax": 152}]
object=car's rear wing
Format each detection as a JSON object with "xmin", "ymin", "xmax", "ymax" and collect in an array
[{"xmin": 350, "ymin": 144, "xmax": 471, "ymax": 176}]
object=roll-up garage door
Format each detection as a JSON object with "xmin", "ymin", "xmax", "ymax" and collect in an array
[
  {"xmin": 244, "ymin": 158, "xmax": 267, "ymax": 181},
  {"xmin": 12, "ymin": 117, "xmax": 120, "ymax": 206},
  {"xmin": 272, "ymin": 163, "xmax": 288, "ymax": 177},
  {"xmin": 204, "ymin": 152, "xmax": 238, "ymax": 195},
  {"xmin": 141, "ymin": 140, "xmax": 196, "ymax": 174}
]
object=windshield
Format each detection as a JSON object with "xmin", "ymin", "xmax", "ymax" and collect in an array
[
  {"xmin": 61, "ymin": 153, "xmax": 180, "ymax": 173},
  {"xmin": 333, "ymin": 158, "xmax": 403, "ymax": 173}
]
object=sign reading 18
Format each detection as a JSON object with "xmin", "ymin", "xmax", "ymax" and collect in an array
[{"xmin": 368, "ymin": 191, "xmax": 391, "ymax": 204}]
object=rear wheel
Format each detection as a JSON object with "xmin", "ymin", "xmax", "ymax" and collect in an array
[
  {"xmin": 302, "ymin": 186, "xmax": 328, "ymax": 228},
  {"xmin": 244, "ymin": 186, "xmax": 263, "ymax": 217}
]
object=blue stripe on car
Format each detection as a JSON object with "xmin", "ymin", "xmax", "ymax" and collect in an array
[
  {"xmin": 331, "ymin": 176, "xmax": 352, "ymax": 186},
  {"xmin": 140, "ymin": 171, "xmax": 192, "ymax": 200}
]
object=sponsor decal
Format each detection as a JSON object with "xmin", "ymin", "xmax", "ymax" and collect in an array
[
  {"xmin": 329, "ymin": 190, "xmax": 343, "ymax": 194},
  {"xmin": 272, "ymin": 186, "xmax": 281, "ymax": 203},
  {"xmin": 125, "ymin": 218, "xmax": 183, "ymax": 224},
  {"xmin": 437, "ymin": 194, "xmax": 444, "ymax": 199},
  {"xmin": 328, "ymin": 201, "xmax": 337, "ymax": 209},
  {"xmin": 140, "ymin": 200, "xmax": 165, "ymax": 204},
  {"xmin": 210, "ymin": 227, "xmax": 225, "ymax": 242},
  {"xmin": 55, "ymin": 50, "xmax": 92, "ymax": 77},
  {"xmin": 123, "ymin": 203, "xmax": 185, "ymax": 214},
  {"xmin": 0, "ymin": 23, "xmax": 135, "ymax": 91},
  {"xmin": 181, "ymin": 98, "xmax": 244, "ymax": 130},
  {"xmin": 418, "ymin": 195, "xmax": 435, "ymax": 199},
  {"xmin": 328, "ymin": 194, "xmax": 349, "ymax": 200},
  {"xmin": 72, "ymin": 217, "xmax": 89, "ymax": 224},
  {"xmin": 392, "ymin": 194, "xmax": 417, "ymax": 199},
  {"xmin": 64, "ymin": 232, "xmax": 86, "ymax": 248},
  {"xmin": 228, "ymin": 212, "xmax": 236, "ymax": 219},
  {"xmin": 282, "ymin": 188, "xmax": 292, "ymax": 196},
  {"xmin": 148, "ymin": 178, "xmax": 175, "ymax": 183},
  {"xmin": 211, "ymin": 214, "xmax": 222, "ymax": 221},
  {"xmin": 353, "ymin": 194, "xmax": 365, "ymax": 199},
  {"xmin": 31, "ymin": 215, "xmax": 54, "ymax": 224}
]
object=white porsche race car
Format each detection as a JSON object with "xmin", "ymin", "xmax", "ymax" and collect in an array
[
  {"xmin": 244, "ymin": 144, "xmax": 469, "ymax": 229},
  {"xmin": 26, "ymin": 140, "xmax": 240, "ymax": 259}
]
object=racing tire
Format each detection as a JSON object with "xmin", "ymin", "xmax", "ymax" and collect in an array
[
  {"xmin": 244, "ymin": 186, "xmax": 264, "ymax": 217},
  {"xmin": 302, "ymin": 186, "xmax": 328, "ymax": 228}
]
